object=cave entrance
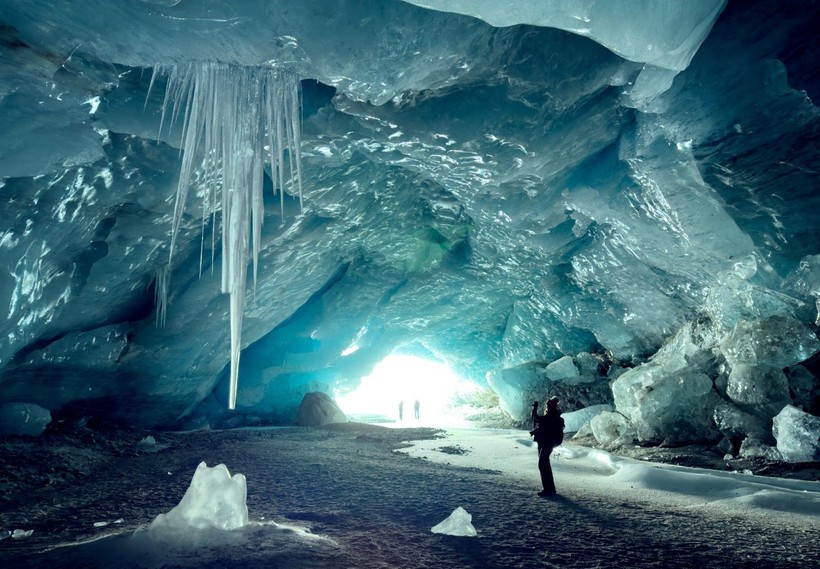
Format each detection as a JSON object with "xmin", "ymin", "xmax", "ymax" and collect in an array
[{"xmin": 335, "ymin": 354, "xmax": 478, "ymax": 427}]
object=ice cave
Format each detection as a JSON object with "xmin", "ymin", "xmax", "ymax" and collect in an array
[{"xmin": 0, "ymin": 1, "xmax": 818, "ymax": 567}]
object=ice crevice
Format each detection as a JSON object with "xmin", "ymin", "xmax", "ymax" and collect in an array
[{"xmin": 155, "ymin": 62, "xmax": 304, "ymax": 410}]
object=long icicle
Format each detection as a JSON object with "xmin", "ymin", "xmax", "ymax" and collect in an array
[{"xmin": 160, "ymin": 62, "xmax": 303, "ymax": 410}]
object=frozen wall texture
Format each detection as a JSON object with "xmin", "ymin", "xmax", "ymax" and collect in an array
[{"xmin": 0, "ymin": 0, "xmax": 817, "ymax": 455}]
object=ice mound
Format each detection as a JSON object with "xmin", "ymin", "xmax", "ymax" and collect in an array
[
  {"xmin": 0, "ymin": 402, "xmax": 51, "ymax": 436},
  {"xmin": 431, "ymin": 506, "xmax": 477, "ymax": 537},
  {"xmin": 773, "ymin": 405, "xmax": 820, "ymax": 463},
  {"xmin": 149, "ymin": 462, "xmax": 248, "ymax": 534}
]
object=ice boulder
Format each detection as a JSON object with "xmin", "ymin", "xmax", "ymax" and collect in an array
[
  {"xmin": 773, "ymin": 405, "xmax": 820, "ymax": 463},
  {"xmin": 784, "ymin": 254, "xmax": 820, "ymax": 325},
  {"xmin": 545, "ymin": 356, "xmax": 580, "ymax": 383},
  {"xmin": 725, "ymin": 364, "xmax": 791, "ymax": 416},
  {"xmin": 485, "ymin": 363, "xmax": 540, "ymax": 420},
  {"xmin": 0, "ymin": 403, "xmax": 51, "ymax": 436},
  {"xmin": 149, "ymin": 462, "xmax": 248, "ymax": 533},
  {"xmin": 738, "ymin": 437, "xmax": 782, "ymax": 461},
  {"xmin": 590, "ymin": 411, "xmax": 633, "ymax": 446},
  {"xmin": 431, "ymin": 506, "xmax": 476, "ymax": 537},
  {"xmin": 563, "ymin": 404, "xmax": 613, "ymax": 433},
  {"xmin": 720, "ymin": 316, "xmax": 819, "ymax": 370},
  {"xmin": 297, "ymin": 392, "xmax": 347, "ymax": 427},
  {"xmin": 713, "ymin": 400, "xmax": 772, "ymax": 444},
  {"xmin": 783, "ymin": 365, "xmax": 819, "ymax": 413},
  {"xmin": 612, "ymin": 365, "xmax": 720, "ymax": 444}
]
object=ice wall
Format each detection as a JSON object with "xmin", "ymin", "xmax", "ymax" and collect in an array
[{"xmin": 0, "ymin": 0, "xmax": 816, "ymax": 443}]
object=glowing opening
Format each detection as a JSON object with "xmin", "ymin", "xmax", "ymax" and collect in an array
[{"xmin": 335, "ymin": 354, "xmax": 478, "ymax": 427}]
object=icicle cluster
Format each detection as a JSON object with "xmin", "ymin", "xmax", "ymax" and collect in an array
[{"xmin": 153, "ymin": 62, "xmax": 303, "ymax": 410}]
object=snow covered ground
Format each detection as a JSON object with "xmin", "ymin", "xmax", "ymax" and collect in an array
[{"xmin": 1, "ymin": 424, "xmax": 817, "ymax": 568}]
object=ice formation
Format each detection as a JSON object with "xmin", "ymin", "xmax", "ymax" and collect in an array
[
  {"xmin": 149, "ymin": 462, "xmax": 248, "ymax": 533},
  {"xmin": 157, "ymin": 63, "xmax": 303, "ymax": 410},
  {"xmin": 545, "ymin": 355, "xmax": 580, "ymax": 382},
  {"xmin": 590, "ymin": 411, "xmax": 634, "ymax": 446},
  {"xmin": 563, "ymin": 404, "xmax": 613, "ymax": 434},
  {"xmin": 431, "ymin": 506, "xmax": 477, "ymax": 537},
  {"xmin": 773, "ymin": 405, "xmax": 820, "ymax": 463},
  {"xmin": 0, "ymin": 0, "xmax": 816, "ymax": 450}
]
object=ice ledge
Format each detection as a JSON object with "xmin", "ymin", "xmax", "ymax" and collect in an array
[{"xmin": 402, "ymin": 0, "xmax": 726, "ymax": 72}]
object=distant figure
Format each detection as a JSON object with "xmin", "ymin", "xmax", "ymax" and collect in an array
[
  {"xmin": 530, "ymin": 396, "xmax": 564, "ymax": 497},
  {"xmin": 413, "ymin": 400, "xmax": 420, "ymax": 419},
  {"xmin": 399, "ymin": 400, "xmax": 404, "ymax": 421}
]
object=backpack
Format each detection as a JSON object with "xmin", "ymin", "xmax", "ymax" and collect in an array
[{"xmin": 533, "ymin": 415, "xmax": 564, "ymax": 447}]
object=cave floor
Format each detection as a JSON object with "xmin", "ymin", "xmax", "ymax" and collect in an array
[{"xmin": 0, "ymin": 424, "xmax": 817, "ymax": 568}]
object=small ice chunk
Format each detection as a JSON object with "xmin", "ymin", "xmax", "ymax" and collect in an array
[
  {"xmin": 431, "ymin": 507, "xmax": 477, "ymax": 537},
  {"xmin": 149, "ymin": 462, "xmax": 248, "ymax": 532},
  {"xmin": 93, "ymin": 518, "xmax": 124, "ymax": 528},
  {"xmin": 137, "ymin": 435, "xmax": 168, "ymax": 453},
  {"xmin": 0, "ymin": 530, "xmax": 11, "ymax": 540},
  {"xmin": 738, "ymin": 437, "xmax": 782, "ymax": 461},
  {"xmin": 0, "ymin": 403, "xmax": 51, "ymax": 436},
  {"xmin": 12, "ymin": 529, "xmax": 34, "ymax": 539},
  {"xmin": 139, "ymin": 435, "xmax": 157, "ymax": 446},
  {"xmin": 773, "ymin": 405, "xmax": 820, "ymax": 463}
]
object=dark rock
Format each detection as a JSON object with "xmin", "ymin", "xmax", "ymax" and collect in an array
[{"xmin": 297, "ymin": 392, "xmax": 347, "ymax": 427}]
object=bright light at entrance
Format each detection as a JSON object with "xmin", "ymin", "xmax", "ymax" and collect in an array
[{"xmin": 335, "ymin": 355, "xmax": 477, "ymax": 426}]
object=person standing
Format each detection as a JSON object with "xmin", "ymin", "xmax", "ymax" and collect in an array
[
  {"xmin": 398, "ymin": 400, "xmax": 404, "ymax": 421},
  {"xmin": 530, "ymin": 396, "xmax": 564, "ymax": 497},
  {"xmin": 413, "ymin": 399, "xmax": 420, "ymax": 419}
]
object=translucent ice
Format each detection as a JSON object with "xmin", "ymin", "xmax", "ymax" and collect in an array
[
  {"xmin": 720, "ymin": 315, "xmax": 818, "ymax": 413},
  {"xmin": 720, "ymin": 315, "xmax": 819, "ymax": 370},
  {"xmin": 563, "ymin": 404, "xmax": 613, "ymax": 433},
  {"xmin": 545, "ymin": 355, "xmax": 580, "ymax": 382},
  {"xmin": 403, "ymin": 0, "xmax": 725, "ymax": 71},
  {"xmin": 712, "ymin": 400, "xmax": 771, "ymax": 443},
  {"xmin": 590, "ymin": 411, "xmax": 633, "ymax": 446},
  {"xmin": 403, "ymin": 0, "xmax": 726, "ymax": 106},
  {"xmin": 0, "ymin": 403, "xmax": 51, "ymax": 436},
  {"xmin": 773, "ymin": 405, "xmax": 820, "ymax": 463},
  {"xmin": 158, "ymin": 62, "xmax": 303, "ymax": 410},
  {"xmin": 431, "ymin": 506, "xmax": 477, "ymax": 537},
  {"xmin": 612, "ymin": 365, "xmax": 719, "ymax": 444},
  {"xmin": 738, "ymin": 437, "xmax": 782, "ymax": 461},
  {"xmin": 149, "ymin": 462, "xmax": 248, "ymax": 533}
]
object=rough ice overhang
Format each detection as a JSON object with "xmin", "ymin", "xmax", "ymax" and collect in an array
[
  {"xmin": 402, "ymin": 0, "xmax": 727, "ymax": 107},
  {"xmin": 402, "ymin": 0, "xmax": 727, "ymax": 71}
]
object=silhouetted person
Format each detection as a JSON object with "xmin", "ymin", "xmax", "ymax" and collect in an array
[
  {"xmin": 530, "ymin": 396, "xmax": 564, "ymax": 497},
  {"xmin": 413, "ymin": 399, "xmax": 420, "ymax": 419},
  {"xmin": 398, "ymin": 400, "xmax": 404, "ymax": 421}
]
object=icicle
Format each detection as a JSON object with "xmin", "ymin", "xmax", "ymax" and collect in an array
[
  {"xmin": 157, "ymin": 62, "xmax": 303, "ymax": 410},
  {"xmin": 154, "ymin": 266, "xmax": 169, "ymax": 328}
]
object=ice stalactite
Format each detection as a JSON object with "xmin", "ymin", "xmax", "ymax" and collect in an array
[
  {"xmin": 154, "ymin": 62, "xmax": 303, "ymax": 410},
  {"xmin": 154, "ymin": 266, "xmax": 169, "ymax": 329}
]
